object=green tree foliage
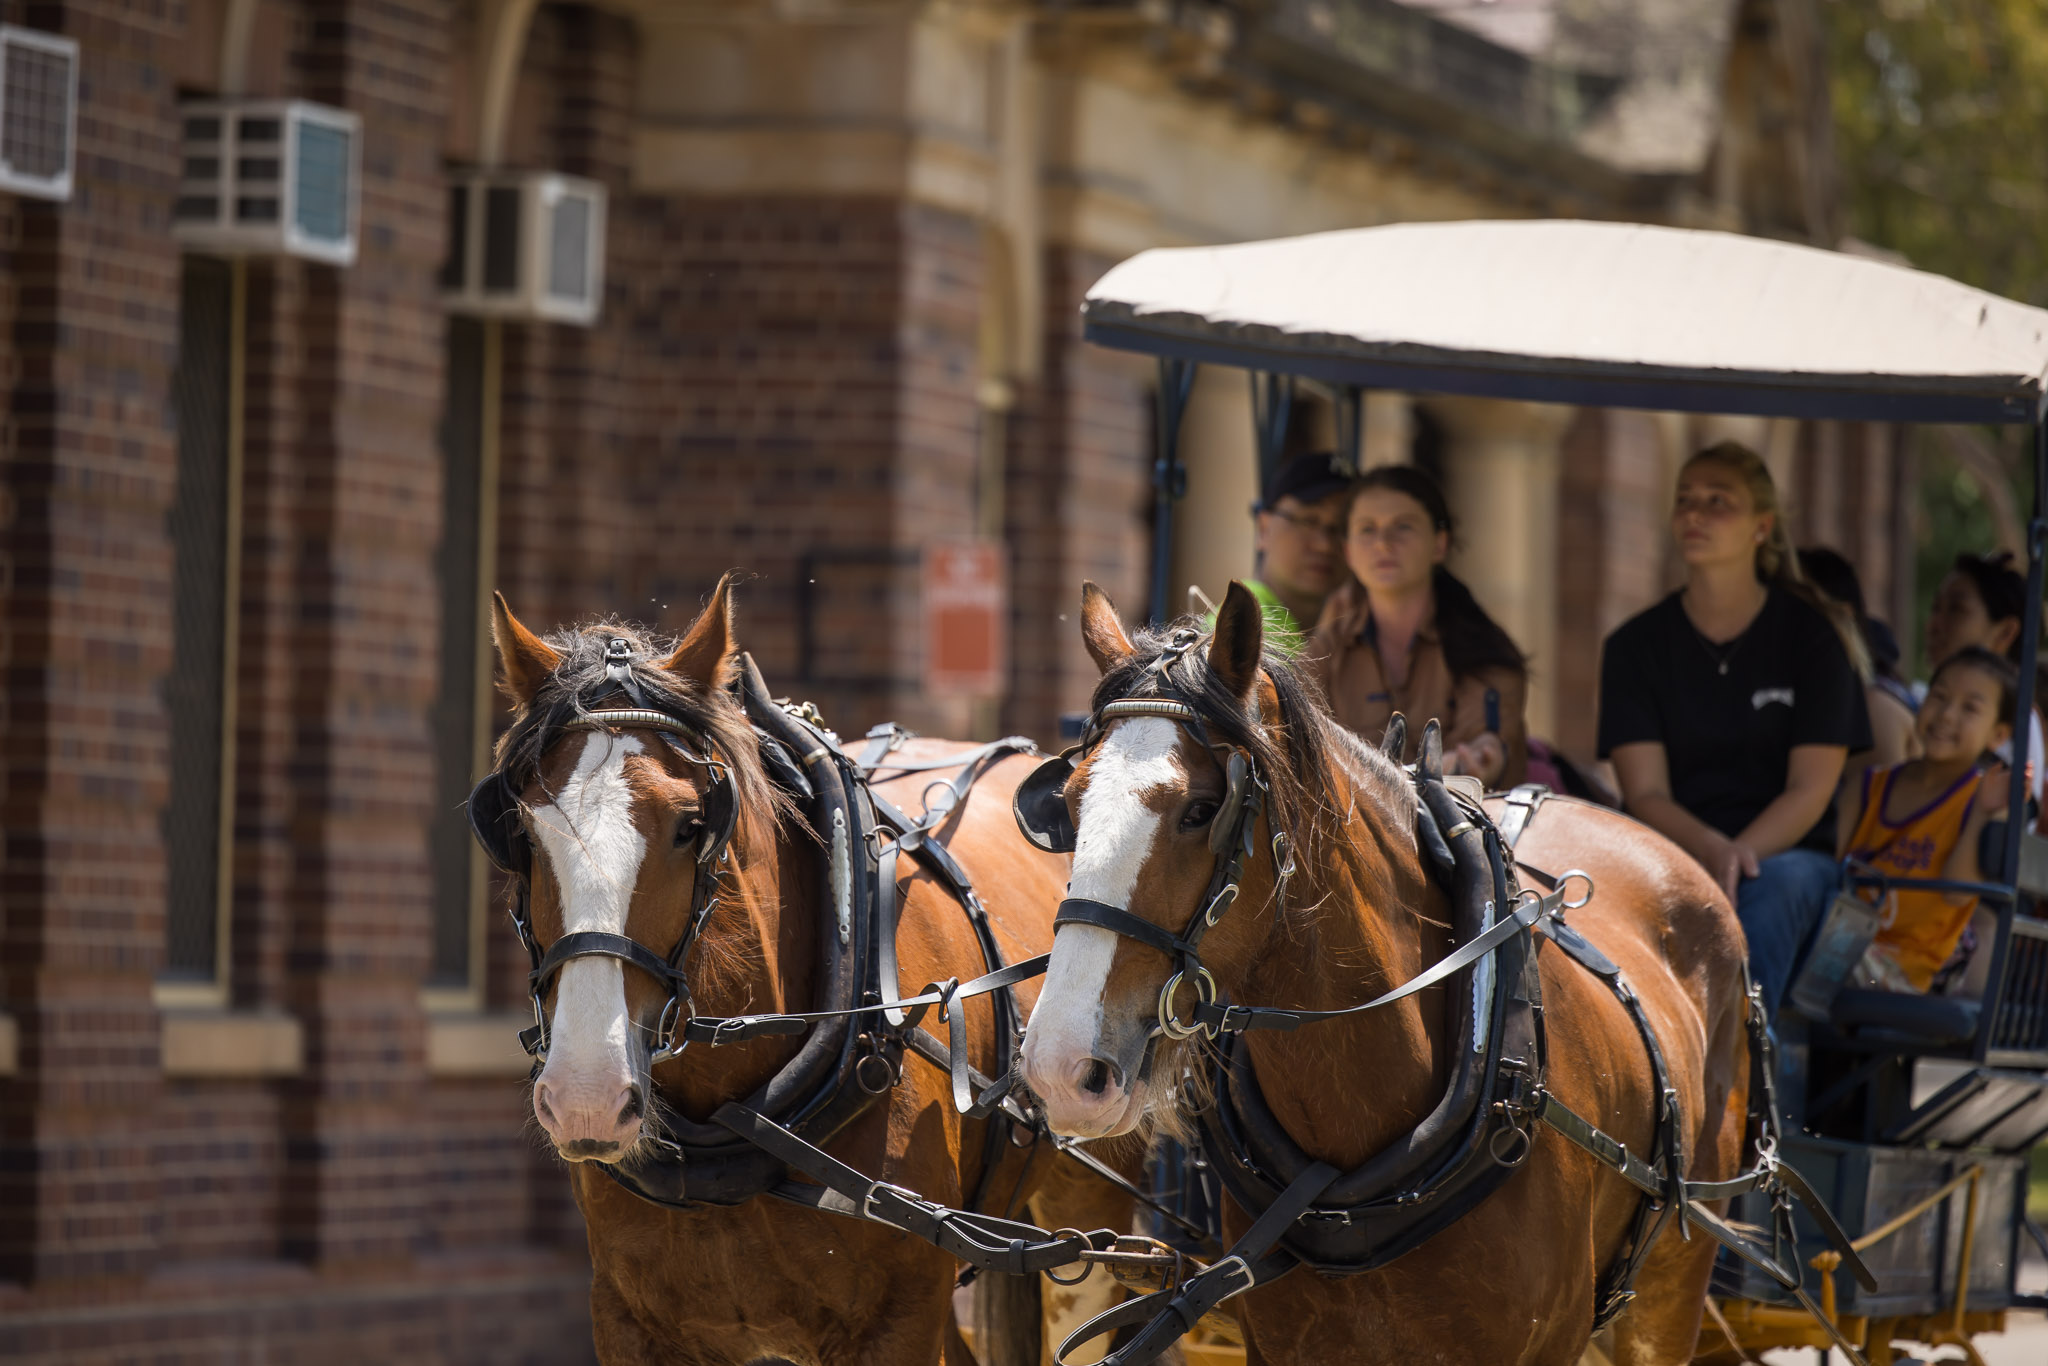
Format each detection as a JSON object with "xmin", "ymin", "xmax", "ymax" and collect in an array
[{"xmin": 1829, "ymin": 0, "xmax": 2048, "ymax": 306}]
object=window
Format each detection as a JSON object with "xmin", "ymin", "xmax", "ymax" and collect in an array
[
  {"xmin": 426, "ymin": 317, "xmax": 493, "ymax": 1006},
  {"xmin": 160, "ymin": 256, "xmax": 239, "ymax": 1002}
]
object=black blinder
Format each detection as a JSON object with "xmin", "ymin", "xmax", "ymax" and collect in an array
[
  {"xmin": 1209, "ymin": 751, "xmax": 1252, "ymax": 855},
  {"xmin": 697, "ymin": 771, "xmax": 739, "ymax": 864},
  {"xmin": 468, "ymin": 770, "xmax": 531, "ymax": 876},
  {"xmin": 1013, "ymin": 754, "xmax": 1077, "ymax": 854}
]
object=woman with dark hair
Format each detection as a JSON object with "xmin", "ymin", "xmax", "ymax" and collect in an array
[
  {"xmin": 1599, "ymin": 442, "xmax": 1871, "ymax": 1013},
  {"xmin": 1306, "ymin": 465, "xmax": 1528, "ymax": 787},
  {"xmin": 1924, "ymin": 549, "xmax": 2043, "ymax": 804}
]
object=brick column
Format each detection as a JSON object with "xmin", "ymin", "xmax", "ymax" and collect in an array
[
  {"xmin": 1002, "ymin": 248, "xmax": 1152, "ymax": 743},
  {"xmin": 258, "ymin": 0, "xmax": 451, "ymax": 1267},
  {"xmin": 0, "ymin": 2, "xmax": 184, "ymax": 1284}
]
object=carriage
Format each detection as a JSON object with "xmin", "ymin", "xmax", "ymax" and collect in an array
[{"xmin": 1074, "ymin": 218, "xmax": 2048, "ymax": 1365}]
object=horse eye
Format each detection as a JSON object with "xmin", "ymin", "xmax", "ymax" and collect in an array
[
  {"xmin": 674, "ymin": 815, "xmax": 705, "ymax": 847},
  {"xmin": 1180, "ymin": 800, "xmax": 1219, "ymax": 831}
]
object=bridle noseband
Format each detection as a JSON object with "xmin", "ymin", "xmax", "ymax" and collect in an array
[
  {"xmin": 467, "ymin": 641, "xmax": 742, "ymax": 1063},
  {"xmin": 1012, "ymin": 629, "xmax": 1296, "ymax": 1042}
]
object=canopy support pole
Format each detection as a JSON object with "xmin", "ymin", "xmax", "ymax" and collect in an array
[
  {"xmin": 1983, "ymin": 412, "xmax": 2048, "ymax": 1063},
  {"xmin": 1249, "ymin": 371, "xmax": 1294, "ymax": 500},
  {"xmin": 1333, "ymin": 383, "xmax": 1363, "ymax": 475},
  {"xmin": 1149, "ymin": 359, "xmax": 1198, "ymax": 625}
]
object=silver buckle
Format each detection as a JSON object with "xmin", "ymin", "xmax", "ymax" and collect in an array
[
  {"xmin": 862, "ymin": 1179, "xmax": 922, "ymax": 1229},
  {"xmin": 1207, "ymin": 1254, "xmax": 1256, "ymax": 1299}
]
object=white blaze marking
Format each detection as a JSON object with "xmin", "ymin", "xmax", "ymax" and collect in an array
[
  {"xmin": 532, "ymin": 733, "xmax": 648, "ymax": 1097},
  {"xmin": 1029, "ymin": 718, "xmax": 1181, "ymax": 1070}
]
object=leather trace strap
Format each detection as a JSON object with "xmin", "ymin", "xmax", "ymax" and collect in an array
[
  {"xmin": 1054, "ymin": 1160, "xmax": 1341, "ymax": 1366},
  {"xmin": 713, "ymin": 1102, "xmax": 1119, "ymax": 1276}
]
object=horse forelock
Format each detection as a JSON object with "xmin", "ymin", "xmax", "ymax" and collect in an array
[
  {"xmin": 496, "ymin": 617, "xmax": 796, "ymax": 858},
  {"xmin": 1087, "ymin": 619, "xmax": 1408, "ymax": 936}
]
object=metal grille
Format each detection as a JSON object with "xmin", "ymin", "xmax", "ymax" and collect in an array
[
  {"xmin": 429, "ymin": 318, "xmax": 487, "ymax": 987},
  {"xmin": 1988, "ymin": 920, "xmax": 2048, "ymax": 1056},
  {"xmin": 163, "ymin": 258, "xmax": 234, "ymax": 981},
  {"xmin": 547, "ymin": 191, "xmax": 591, "ymax": 302},
  {"xmin": 1, "ymin": 37, "xmax": 71, "ymax": 180},
  {"xmin": 291, "ymin": 117, "xmax": 351, "ymax": 243}
]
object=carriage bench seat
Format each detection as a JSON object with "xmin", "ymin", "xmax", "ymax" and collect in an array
[{"xmin": 1827, "ymin": 989, "xmax": 1980, "ymax": 1047}]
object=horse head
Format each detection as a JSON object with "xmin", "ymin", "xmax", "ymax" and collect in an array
[
  {"xmin": 1019, "ymin": 581, "xmax": 1338, "ymax": 1138},
  {"xmin": 480, "ymin": 578, "xmax": 789, "ymax": 1163}
]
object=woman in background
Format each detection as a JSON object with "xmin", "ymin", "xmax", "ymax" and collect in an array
[
  {"xmin": 1307, "ymin": 466, "xmax": 1528, "ymax": 788},
  {"xmin": 1599, "ymin": 443, "xmax": 1871, "ymax": 1012}
]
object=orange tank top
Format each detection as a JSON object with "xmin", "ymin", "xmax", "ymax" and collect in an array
[{"xmin": 1844, "ymin": 764, "xmax": 1985, "ymax": 991}]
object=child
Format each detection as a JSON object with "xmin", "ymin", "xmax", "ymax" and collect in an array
[{"xmin": 1837, "ymin": 646, "xmax": 2018, "ymax": 992}]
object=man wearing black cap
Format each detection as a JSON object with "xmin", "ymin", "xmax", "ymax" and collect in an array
[{"xmin": 1243, "ymin": 452, "xmax": 1353, "ymax": 653}]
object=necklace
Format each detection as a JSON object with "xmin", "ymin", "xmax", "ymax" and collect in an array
[
  {"xmin": 1689, "ymin": 621, "xmax": 1748, "ymax": 676},
  {"xmin": 1681, "ymin": 586, "xmax": 1765, "ymax": 676}
]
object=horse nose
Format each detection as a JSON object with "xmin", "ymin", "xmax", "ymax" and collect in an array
[
  {"xmin": 1076, "ymin": 1057, "xmax": 1124, "ymax": 1096},
  {"xmin": 532, "ymin": 1078, "xmax": 644, "ymax": 1160},
  {"xmin": 1021, "ymin": 1045, "xmax": 1133, "ymax": 1137}
]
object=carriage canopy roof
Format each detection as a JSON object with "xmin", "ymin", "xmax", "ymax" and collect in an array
[{"xmin": 1081, "ymin": 220, "xmax": 2048, "ymax": 425}]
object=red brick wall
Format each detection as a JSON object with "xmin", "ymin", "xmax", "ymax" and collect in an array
[
  {"xmin": 1002, "ymin": 248, "xmax": 1153, "ymax": 742},
  {"xmin": 0, "ymin": 0, "xmax": 591, "ymax": 1356},
  {"xmin": 0, "ymin": 0, "xmax": 184, "ymax": 1285}
]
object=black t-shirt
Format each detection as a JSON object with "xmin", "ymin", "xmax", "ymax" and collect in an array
[{"xmin": 1598, "ymin": 587, "xmax": 1872, "ymax": 853}]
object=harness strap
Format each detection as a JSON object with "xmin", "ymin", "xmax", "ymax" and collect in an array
[
  {"xmin": 1055, "ymin": 899, "xmax": 1201, "ymax": 963},
  {"xmin": 1190, "ymin": 884, "xmax": 1557, "ymax": 1035},
  {"xmin": 711, "ymin": 1103, "xmax": 1117, "ymax": 1276},
  {"xmin": 532, "ymin": 930, "xmax": 690, "ymax": 993},
  {"xmin": 1497, "ymin": 783, "xmax": 1548, "ymax": 851},
  {"xmin": 1053, "ymin": 1161, "xmax": 1340, "ymax": 1366}
]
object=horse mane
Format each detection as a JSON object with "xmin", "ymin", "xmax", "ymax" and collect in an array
[{"xmin": 494, "ymin": 618, "xmax": 799, "ymax": 859}]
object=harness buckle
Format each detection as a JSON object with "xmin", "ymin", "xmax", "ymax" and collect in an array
[
  {"xmin": 1202, "ymin": 882, "xmax": 1240, "ymax": 928},
  {"xmin": 862, "ymin": 1179, "xmax": 925, "ymax": 1230},
  {"xmin": 1204, "ymin": 1254, "xmax": 1256, "ymax": 1300}
]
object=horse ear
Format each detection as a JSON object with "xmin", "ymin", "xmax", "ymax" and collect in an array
[
  {"xmin": 664, "ymin": 573, "xmax": 739, "ymax": 690},
  {"xmin": 1417, "ymin": 718, "xmax": 1444, "ymax": 781},
  {"xmin": 1381, "ymin": 712, "xmax": 1407, "ymax": 759},
  {"xmin": 1080, "ymin": 581, "xmax": 1136, "ymax": 675},
  {"xmin": 492, "ymin": 592, "xmax": 561, "ymax": 708},
  {"xmin": 1207, "ymin": 581, "xmax": 1265, "ymax": 700}
]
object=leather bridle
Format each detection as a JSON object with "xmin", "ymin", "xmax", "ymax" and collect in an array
[{"xmin": 466, "ymin": 638, "xmax": 741, "ymax": 1063}]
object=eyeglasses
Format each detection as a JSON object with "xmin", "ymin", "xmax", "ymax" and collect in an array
[{"xmin": 1265, "ymin": 507, "xmax": 1347, "ymax": 544}]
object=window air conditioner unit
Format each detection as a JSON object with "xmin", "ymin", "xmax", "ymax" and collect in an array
[
  {"xmin": 441, "ymin": 171, "xmax": 606, "ymax": 326},
  {"xmin": 0, "ymin": 26, "xmax": 78, "ymax": 201},
  {"xmin": 173, "ymin": 100, "xmax": 359, "ymax": 265}
]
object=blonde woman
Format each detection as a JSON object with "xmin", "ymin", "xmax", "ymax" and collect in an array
[{"xmin": 1598, "ymin": 442, "xmax": 1872, "ymax": 1012}]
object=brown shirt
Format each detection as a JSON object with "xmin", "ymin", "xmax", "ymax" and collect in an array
[{"xmin": 1306, "ymin": 580, "xmax": 1529, "ymax": 788}]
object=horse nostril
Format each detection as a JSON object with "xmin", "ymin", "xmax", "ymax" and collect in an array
[
  {"xmin": 1078, "ymin": 1057, "xmax": 1121, "ymax": 1096},
  {"xmin": 617, "ymin": 1084, "xmax": 644, "ymax": 1126},
  {"xmin": 534, "ymin": 1086, "xmax": 558, "ymax": 1127}
]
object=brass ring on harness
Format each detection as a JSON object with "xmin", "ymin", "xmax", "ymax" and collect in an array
[
  {"xmin": 1043, "ymin": 1229, "xmax": 1096, "ymax": 1284},
  {"xmin": 1158, "ymin": 966, "xmax": 1219, "ymax": 1041},
  {"xmin": 1489, "ymin": 1113, "xmax": 1533, "ymax": 1168}
]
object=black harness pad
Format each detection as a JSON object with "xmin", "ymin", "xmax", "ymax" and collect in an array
[{"xmin": 1013, "ymin": 752, "xmax": 1078, "ymax": 853}]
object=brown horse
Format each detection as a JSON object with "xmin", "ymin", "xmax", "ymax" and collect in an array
[
  {"xmin": 1018, "ymin": 582, "xmax": 1751, "ymax": 1366},
  {"xmin": 487, "ymin": 580, "xmax": 1128, "ymax": 1366}
]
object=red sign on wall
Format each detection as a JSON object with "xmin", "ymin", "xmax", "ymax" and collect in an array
[{"xmin": 924, "ymin": 539, "xmax": 1007, "ymax": 699}]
